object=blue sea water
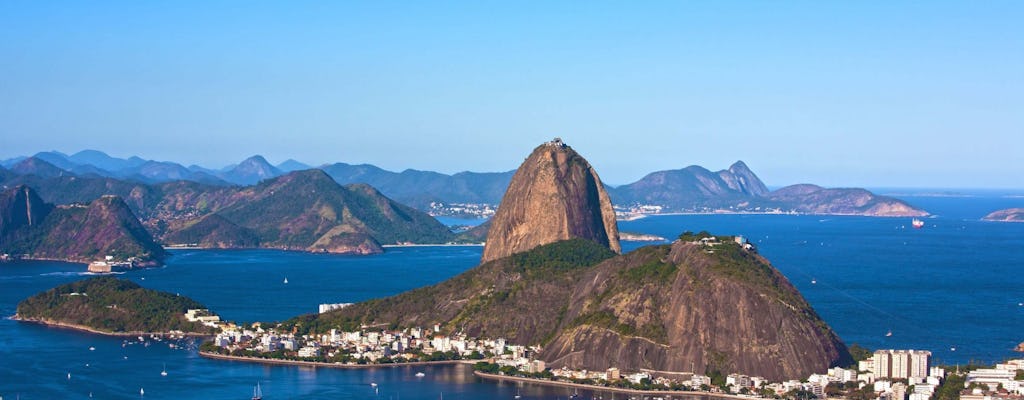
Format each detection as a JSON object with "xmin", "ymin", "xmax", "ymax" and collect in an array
[{"xmin": 1, "ymin": 195, "xmax": 1022, "ymax": 398}]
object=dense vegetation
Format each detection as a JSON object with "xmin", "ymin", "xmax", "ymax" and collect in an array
[
  {"xmin": 1, "ymin": 186, "xmax": 165, "ymax": 262},
  {"xmin": 279, "ymin": 239, "xmax": 616, "ymax": 342},
  {"xmin": 16, "ymin": 276, "xmax": 213, "ymax": 334}
]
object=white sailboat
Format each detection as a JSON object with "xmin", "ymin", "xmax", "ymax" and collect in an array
[
  {"xmin": 252, "ymin": 382, "xmax": 263, "ymax": 400},
  {"xmin": 160, "ymin": 363, "xmax": 168, "ymax": 376},
  {"xmin": 283, "ymin": 277, "xmax": 288, "ymax": 284}
]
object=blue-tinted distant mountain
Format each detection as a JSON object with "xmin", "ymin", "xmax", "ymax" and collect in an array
[
  {"xmin": 0, "ymin": 156, "xmax": 27, "ymax": 168},
  {"xmin": 276, "ymin": 159, "xmax": 311, "ymax": 173},
  {"xmin": 67, "ymin": 150, "xmax": 146, "ymax": 172},
  {"xmin": 218, "ymin": 155, "xmax": 282, "ymax": 185},
  {"xmin": 29, "ymin": 151, "xmax": 77, "ymax": 171},
  {"xmin": 1, "ymin": 150, "xmax": 927, "ymax": 216},
  {"xmin": 120, "ymin": 161, "xmax": 229, "ymax": 186},
  {"xmin": 610, "ymin": 161, "xmax": 926, "ymax": 217},
  {"xmin": 321, "ymin": 163, "xmax": 514, "ymax": 208},
  {"xmin": 10, "ymin": 157, "xmax": 71, "ymax": 179},
  {"xmin": 2, "ymin": 150, "xmax": 232, "ymax": 186},
  {"xmin": 611, "ymin": 161, "xmax": 764, "ymax": 207}
]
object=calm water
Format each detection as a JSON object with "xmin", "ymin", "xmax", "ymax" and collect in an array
[{"xmin": 1, "ymin": 195, "xmax": 1022, "ymax": 398}]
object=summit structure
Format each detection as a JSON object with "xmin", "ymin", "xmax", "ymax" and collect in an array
[{"xmin": 481, "ymin": 139, "xmax": 620, "ymax": 263}]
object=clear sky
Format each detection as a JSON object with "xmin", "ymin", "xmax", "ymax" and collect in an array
[{"xmin": 1, "ymin": 2, "xmax": 1021, "ymax": 188}]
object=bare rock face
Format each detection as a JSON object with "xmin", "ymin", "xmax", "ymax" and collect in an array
[
  {"xmin": 481, "ymin": 139, "xmax": 620, "ymax": 263},
  {"xmin": 0, "ymin": 185, "xmax": 53, "ymax": 239}
]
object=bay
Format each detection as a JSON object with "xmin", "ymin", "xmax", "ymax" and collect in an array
[{"xmin": 1, "ymin": 195, "xmax": 1022, "ymax": 398}]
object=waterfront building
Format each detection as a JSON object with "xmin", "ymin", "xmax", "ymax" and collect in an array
[{"xmin": 872, "ymin": 350, "xmax": 931, "ymax": 380}]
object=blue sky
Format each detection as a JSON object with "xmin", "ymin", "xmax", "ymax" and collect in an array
[{"xmin": 1, "ymin": 2, "xmax": 1021, "ymax": 188}]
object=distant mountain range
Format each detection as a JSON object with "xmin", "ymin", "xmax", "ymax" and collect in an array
[{"xmin": 0, "ymin": 149, "xmax": 926, "ymax": 217}]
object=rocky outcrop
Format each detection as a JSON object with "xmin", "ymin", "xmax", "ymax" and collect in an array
[
  {"xmin": 481, "ymin": 139, "xmax": 620, "ymax": 263},
  {"xmin": 0, "ymin": 185, "xmax": 53, "ymax": 239},
  {"xmin": 542, "ymin": 240, "xmax": 850, "ymax": 381},
  {"xmin": 720, "ymin": 161, "xmax": 770, "ymax": 196},
  {"xmin": 983, "ymin": 208, "xmax": 1024, "ymax": 222}
]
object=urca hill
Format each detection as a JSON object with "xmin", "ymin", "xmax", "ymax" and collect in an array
[{"xmin": 293, "ymin": 139, "xmax": 852, "ymax": 381}]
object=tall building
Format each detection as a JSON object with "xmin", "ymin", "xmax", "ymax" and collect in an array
[
  {"xmin": 909, "ymin": 351, "xmax": 931, "ymax": 379},
  {"xmin": 874, "ymin": 350, "xmax": 893, "ymax": 379},
  {"xmin": 872, "ymin": 350, "xmax": 931, "ymax": 380},
  {"xmin": 891, "ymin": 351, "xmax": 911, "ymax": 379}
]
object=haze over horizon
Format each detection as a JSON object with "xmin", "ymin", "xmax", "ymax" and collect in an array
[{"xmin": 1, "ymin": 2, "xmax": 1021, "ymax": 189}]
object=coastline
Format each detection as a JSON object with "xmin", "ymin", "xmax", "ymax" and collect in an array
[
  {"xmin": 381, "ymin": 243, "xmax": 484, "ymax": 248},
  {"xmin": 473, "ymin": 371, "xmax": 746, "ymax": 399},
  {"xmin": 11, "ymin": 315, "xmax": 210, "ymax": 338},
  {"xmin": 199, "ymin": 350, "xmax": 475, "ymax": 369},
  {"xmin": 635, "ymin": 211, "xmax": 926, "ymax": 218}
]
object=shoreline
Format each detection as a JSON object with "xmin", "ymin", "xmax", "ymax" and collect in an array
[
  {"xmin": 381, "ymin": 243, "xmax": 483, "ymax": 248},
  {"xmin": 199, "ymin": 350, "xmax": 475, "ymax": 369},
  {"xmin": 474, "ymin": 371, "xmax": 746, "ymax": 399},
  {"xmin": 630, "ymin": 211, "xmax": 927, "ymax": 218},
  {"xmin": 11, "ymin": 315, "xmax": 210, "ymax": 338}
]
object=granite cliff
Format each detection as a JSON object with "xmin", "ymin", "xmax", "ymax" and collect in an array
[
  {"xmin": 295, "ymin": 141, "xmax": 850, "ymax": 381},
  {"xmin": 481, "ymin": 139, "xmax": 619, "ymax": 263}
]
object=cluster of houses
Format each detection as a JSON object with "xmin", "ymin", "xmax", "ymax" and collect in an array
[
  {"xmin": 426, "ymin": 201, "xmax": 496, "ymax": 219},
  {"xmin": 210, "ymin": 323, "xmax": 533, "ymax": 364},
  {"xmin": 191, "ymin": 310, "xmax": 1024, "ymax": 399}
]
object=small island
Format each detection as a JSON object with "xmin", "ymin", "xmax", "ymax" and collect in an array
[
  {"xmin": 983, "ymin": 208, "xmax": 1024, "ymax": 222},
  {"xmin": 14, "ymin": 276, "xmax": 216, "ymax": 336}
]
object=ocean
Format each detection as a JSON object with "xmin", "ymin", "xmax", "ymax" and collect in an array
[{"xmin": 1, "ymin": 194, "xmax": 1021, "ymax": 399}]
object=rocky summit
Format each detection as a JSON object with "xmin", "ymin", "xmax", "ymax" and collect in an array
[{"xmin": 481, "ymin": 139, "xmax": 620, "ymax": 263}]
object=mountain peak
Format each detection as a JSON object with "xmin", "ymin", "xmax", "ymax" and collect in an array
[
  {"xmin": 481, "ymin": 139, "xmax": 620, "ymax": 263},
  {"xmin": 729, "ymin": 160, "xmax": 750, "ymax": 172},
  {"xmin": 11, "ymin": 157, "xmax": 69, "ymax": 178},
  {"xmin": 220, "ymin": 155, "xmax": 283, "ymax": 185},
  {"xmin": 276, "ymin": 159, "xmax": 311, "ymax": 173}
]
